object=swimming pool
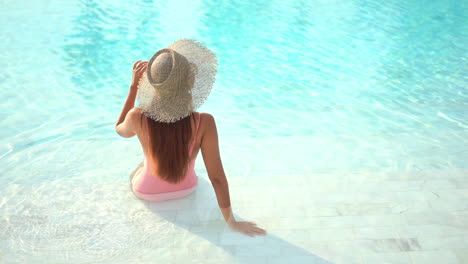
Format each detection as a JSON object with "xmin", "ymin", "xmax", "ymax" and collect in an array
[{"xmin": 1, "ymin": 0, "xmax": 467, "ymax": 263}]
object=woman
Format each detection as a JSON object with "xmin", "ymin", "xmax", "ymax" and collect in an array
[{"xmin": 115, "ymin": 40, "xmax": 266, "ymax": 237}]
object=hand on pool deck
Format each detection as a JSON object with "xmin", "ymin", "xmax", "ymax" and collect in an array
[
  {"xmin": 221, "ymin": 205, "xmax": 267, "ymax": 237},
  {"xmin": 228, "ymin": 220, "xmax": 267, "ymax": 237}
]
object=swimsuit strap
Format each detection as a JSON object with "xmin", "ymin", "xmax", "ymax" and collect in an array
[
  {"xmin": 196, "ymin": 112, "xmax": 201, "ymax": 134},
  {"xmin": 189, "ymin": 113, "xmax": 200, "ymax": 155}
]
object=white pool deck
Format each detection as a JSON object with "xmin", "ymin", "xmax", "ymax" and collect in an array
[{"xmin": 1, "ymin": 168, "xmax": 467, "ymax": 264}]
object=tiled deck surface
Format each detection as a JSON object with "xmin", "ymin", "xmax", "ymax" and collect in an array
[{"xmin": 1, "ymin": 169, "xmax": 467, "ymax": 264}]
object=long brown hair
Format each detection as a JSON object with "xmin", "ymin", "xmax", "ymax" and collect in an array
[{"xmin": 141, "ymin": 113, "xmax": 193, "ymax": 183}]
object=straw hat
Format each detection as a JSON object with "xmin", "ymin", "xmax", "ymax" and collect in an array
[{"xmin": 136, "ymin": 39, "xmax": 218, "ymax": 123}]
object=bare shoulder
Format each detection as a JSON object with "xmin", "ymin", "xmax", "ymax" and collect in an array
[
  {"xmin": 198, "ymin": 112, "xmax": 216, "ymax": 129},
  {"xmin": 131, "ymin": 107, "xmax": 144, "ymax": 115},
  {"xmin": 128, "ymin": 107, "xmax": 144, "ymax": 130},
  {"xmin": 127, "ymin": 107, "xmax": 143, "ymax": 122},
  {"xmin": 198, "ymin": 112, "xmax": 215, "ymax": 123},
  {"xmin": 197, "ymin": 112, "xmax": 217, "ymax": 138}
]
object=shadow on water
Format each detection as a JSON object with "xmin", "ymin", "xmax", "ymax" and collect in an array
[{"xmin": 133, "ymin": 177, "xmax": 333, "ymax": 264}]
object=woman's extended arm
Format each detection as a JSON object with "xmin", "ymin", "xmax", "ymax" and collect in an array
[{"xmin": 201, "ymin": 113, "xmax": 266, "ymax": 237}]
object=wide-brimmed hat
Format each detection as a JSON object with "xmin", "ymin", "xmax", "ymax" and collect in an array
[{"xmin": 136, "ymin": 39, "xmax": 218, "ymax": 123}]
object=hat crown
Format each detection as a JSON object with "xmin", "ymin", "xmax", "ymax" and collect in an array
[
  {"xmin": 150, "ymin": 51, "xmax": 172, "ymax": 84},
  {"xmin": 146, "ymin": 48, "xmax": 191, "ymax": 91}
]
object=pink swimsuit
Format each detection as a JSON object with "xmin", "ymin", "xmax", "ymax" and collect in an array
[{"xmin": 131, "ymin": 113, "xmax": 200, "ymax": 202}]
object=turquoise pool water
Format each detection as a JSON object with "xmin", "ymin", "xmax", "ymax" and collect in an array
[
  {"xmin": 1, "ymin": 0, "xmax": 466, "ymax": 182},
  {"xmin": 1, "ymin": 0, "xmax": 467, "ymax": 178},
  {"xmin": 0, "ymin": 0, "xmax": 467, "ymax": 259},
  {"xmin": 0, "ymin": 1, "xmax": 468, "ymax": 180}
]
